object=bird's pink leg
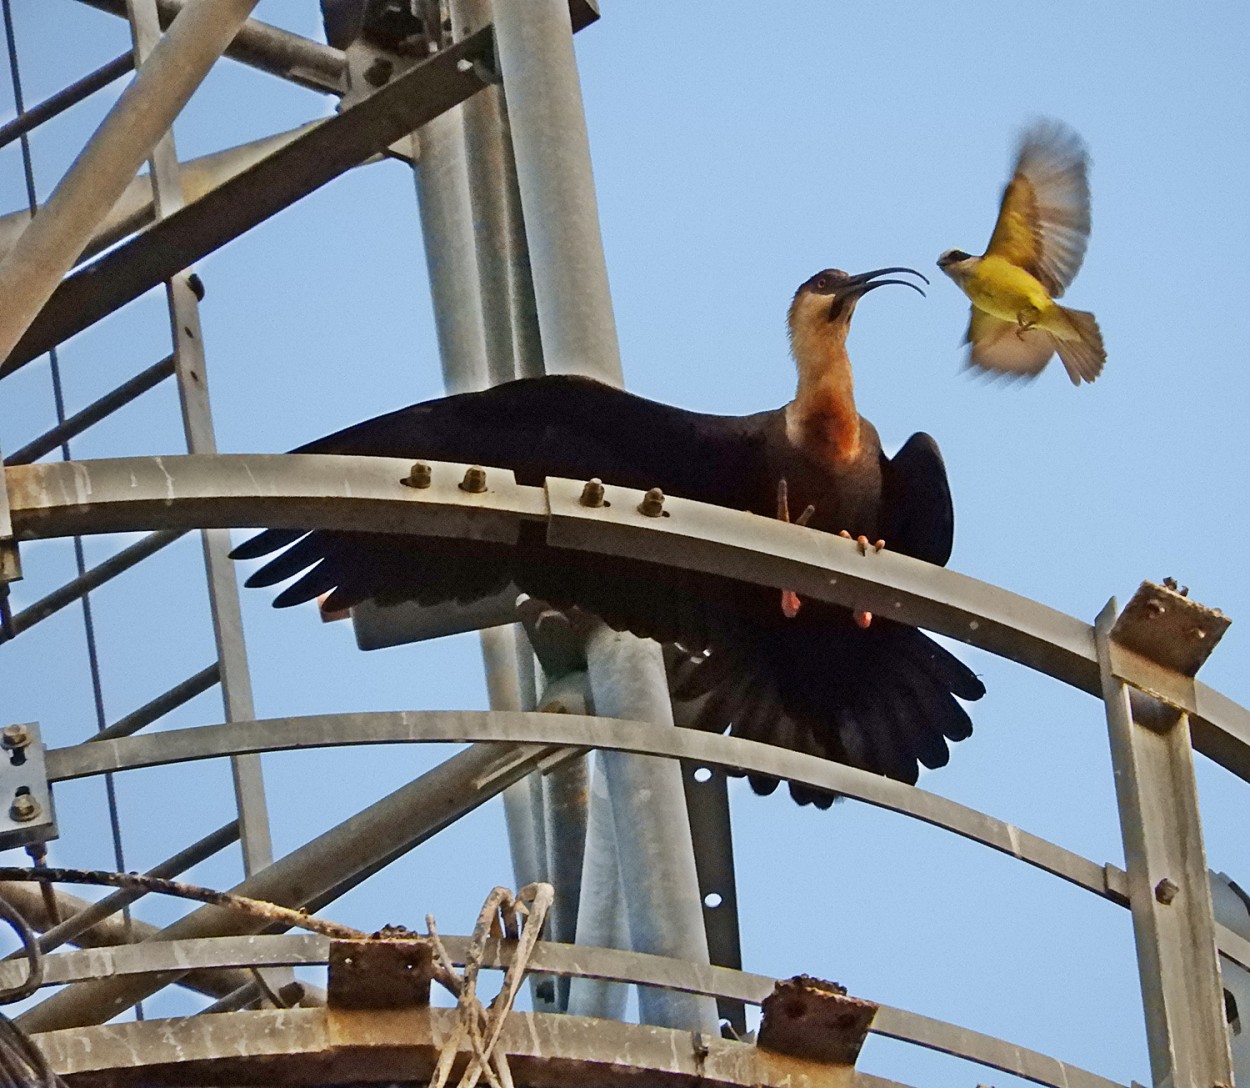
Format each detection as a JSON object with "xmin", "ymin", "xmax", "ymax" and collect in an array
[{"xmin": 837, "ymin": 531, "xmax": 885, "ymax": 627}]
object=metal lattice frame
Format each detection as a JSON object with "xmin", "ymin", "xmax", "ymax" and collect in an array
[{"xmin": 0, "ymin": 4, "xmax": 1242, "ymax": 1087}]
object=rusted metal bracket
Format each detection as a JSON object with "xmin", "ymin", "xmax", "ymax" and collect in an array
[
  {"xmin": 328, "ymin": 934, "xmax": 434, "ymax": 1009},
  {"xmin": 757, "ymin": 975, "xmax": 877, "ymax": 1067}
]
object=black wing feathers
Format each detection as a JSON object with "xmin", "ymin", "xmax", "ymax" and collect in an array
[{"xmin": 233, "ymin": 376, "xmax": 983, "ymax": 806}]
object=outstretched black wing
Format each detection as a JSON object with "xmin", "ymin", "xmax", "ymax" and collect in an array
[
  {"xmin": 233, "ymin": 377, "xmax": 983, "ymax": 805},
  {"xmin": 879, "ymin": 432, "xmax": 955, "ymax": 566}
]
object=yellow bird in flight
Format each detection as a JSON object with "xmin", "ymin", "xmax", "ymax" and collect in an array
[{"xmin": 937, "ymin": 120, "xmax": 1105, "ymax": 385}]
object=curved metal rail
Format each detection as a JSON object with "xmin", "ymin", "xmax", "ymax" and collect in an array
[
  {"xmin": 0, "ymin": 933, "xmax": 1123, "ymax": 1088},
  {"xmin": 7, "ymin": 454, "xmax": 1248, "ymax": 782},
  {"xmin": 47, "ymin": 710, "xmax": 1130, "ymax": 907}
]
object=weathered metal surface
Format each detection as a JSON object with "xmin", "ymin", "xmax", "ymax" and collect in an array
[
  {"xmin": 38, "ymin": 710, "xmax": 1136, "ymax": 909},
  {"xmin": 327, "ymin": 938, "xmax": 433, "ymax": 1009},
  {"xmin": 37, "ymin": 1006, "xmax": 854, "ymax": 1087},
  {"xmin": 1110, "ymin": 580, "xmax": 1229, "ymax": 680},
  {"xmin": 0, "ymin": 30, "xmax": 494, "ymax": 376},
  {"xmin": 17, "ymin": 741, "xmax": 567, "ymax": 1033},
  {"xmin": 0, "ymin": 722, "xmax": 55, "ymax": 848},
  {"xmin": 1, "ymin": 931, "xmax": 1123, "ymax": 1087},
  {"xmin": 73, "ymin": 0, "xmax": 348, "ymax": 93},
  {"xmin": 1095, "ymin": 601, "xmax": 1234, "ymax": 1088},
  {"xmin": 10, "ymin": 457, "xmax": 1245, "ymax": 780},
  {"xmin": 758, "ymin": 976, "xmax": 877, "ymax": 1065}
]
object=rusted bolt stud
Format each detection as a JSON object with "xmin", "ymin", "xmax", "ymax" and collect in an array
[
  {"xmin": 1154, "ymin": 878, "xmax": 1179, "ymax": 905},
  {"xmin": 1, "ymin": 724, "xmax": 30, "ymax": 751},
  {"xmin": 460, "ymin": 466, "xmax": 488, "ymax": 493},
  {"xmin": 9, "ymin": 792, "xmax": 39, "ymax": 823},
  {"xmin": 580, "ymin": 479, "xmax": 605, "ymax": 507},
  {"xmin": 401, "ymin": 462, "xmax": 432, "ymax": 489},
  {"xmin": 638, "ymin": 487, "xmax": 666, "ymax": 517}
]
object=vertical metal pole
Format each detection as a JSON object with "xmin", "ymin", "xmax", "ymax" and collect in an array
[
  {"xmin": 566, "ymin": 753, "xmax": 631, "ymax": 1021},
  {"xmin": 493, "ymin": 0, "xmax": 715, "ymax": 1032},
  {"xmin": 409, "ymin": 54, "xmax": 554, "ymax": 1010},
  {"xmin": 0, "ymin": 0, "xmax": 263, "ymax": 363},
  {"xmin": 126, "ymin": 0, "xmax": 276, "ymax": 878},
  {"xmin": 1094, "ymin": 600, "xmax": 1234, "ymax": 1087},
  {"xmin": 583, "ymin": 623, "xmax": 718, "ymax": 1031}
]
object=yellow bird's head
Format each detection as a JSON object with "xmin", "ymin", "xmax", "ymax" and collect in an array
[
  {"xmin": 787, "ymin": 266, "xmax": 927, "ymax": 340},
  {"xmin": 935, "ymin": 248, "xmax": 978, "ymax": 287}
]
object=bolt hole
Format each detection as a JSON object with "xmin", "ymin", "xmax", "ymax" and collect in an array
[
  {"xmin": 183, "ymin": 326, "xmax": 195, "ymax": 339},
  {"xmin": 693, "ymin": 767, "xmax": 713, "ymax": 784},
  {"xmin": 703, "ymin": 892, "xmax": 722, "ymax": 909},
  {"xmin": 602, "ymin": 500, "xmax": 611, "ymax": 507}
]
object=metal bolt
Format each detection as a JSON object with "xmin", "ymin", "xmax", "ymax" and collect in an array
[
  {"xmin": 638, "ymin": 487, "xmax": 666, "ymax": 517},
  {"xmin": 460, "ymin": 466, "xmax": 488, "ymax": 493},
  {"xmin": 363, "ymin": 57, "xmax": 394, "ymax": 87},
  {"xmin": 9, "ymin": 793, "xmax": 39, "ymax": 823},
  {"xmin": 579, "ymin": 479, "xmax": 605, "ymax": 507},
  {"xmin": 402, "ymin": 462, "xmax": 432, "ymax": 489},
  {"xmin": 1, "ymin": 724, "xmax": 30, "ymax": 751},
  {"xmin": 1154, "ymin": 878, "xmax": 1179, "ymax": 905}
]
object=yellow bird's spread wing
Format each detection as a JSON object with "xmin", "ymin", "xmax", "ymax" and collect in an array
[
  {"xmin": 984, "ymin": 120, "xmax": 1091, "ymax": 298},
  {"xmin": 964, "ymin": 308, "xmax": 1055, "ymax": 377}
]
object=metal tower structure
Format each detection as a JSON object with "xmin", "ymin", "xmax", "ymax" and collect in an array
[{"xmin": 0, "ymin": 3, "xmax": 1247, "ymax": 1086}]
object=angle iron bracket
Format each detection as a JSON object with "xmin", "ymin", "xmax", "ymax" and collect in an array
[{"xmin": 0, "ymin": 722, "xmax": 57, "ymax": 849}]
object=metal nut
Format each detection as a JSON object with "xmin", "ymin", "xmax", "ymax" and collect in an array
[
  {"xmin": 579, "ymin": 478, "xmax": 605, "ymax": 507},
  {"xmin": 1154, "ymin": 878, "xmax": 1179, "ymax": 905},
  {"xmin": 459, "ymin": 466, "xmax": 488, "ymax": 493},
  {"xmin": 1, "ymin": 724, "xmax": 30, "ymax": 751},
  {"xmin": 363, "ymin": 57, "xmax": 394, "ymax": 87},
  {"xmin": 402, "ymin": 462, "xmax": 432, "ymax": 489},
  {"xmin": 9, "ymin": 793, "xmax": 39, "ymax": 823},
  {"xmin": 638, "ymin": 487, "xmax": 665, "ymax": 517}
]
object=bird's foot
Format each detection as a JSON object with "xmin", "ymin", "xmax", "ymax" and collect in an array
[
  {"xmin": 781, "ymin": 589, "xmax": 802, "ymax": 619},
  {"xmin": 838, "ymin": 530, "xmax": 885, "ymax": 556},
  {"xmin": 853, "ymin": 610, "xmax": 873, "ymax": 629}
]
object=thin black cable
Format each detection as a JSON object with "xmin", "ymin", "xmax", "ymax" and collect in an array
[
  {"xmin": 0, "ymin": 897, "xmax": 63, "ymax": 1088},
  {"xmin": 0, "ymin": 1, "xmax": 139, "ymax": 1017}
]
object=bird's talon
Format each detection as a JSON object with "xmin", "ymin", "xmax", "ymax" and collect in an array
[
  {"xmin": 855, "ymin": 534, "xmax": 870, "ymax": 555},
  {"xmin": 873, "ymin": 539, "xmax": 885, "ymax": 553},
  {"xmin": 838, "ymin": 529, "xmax": 853, "ymax": 540}
]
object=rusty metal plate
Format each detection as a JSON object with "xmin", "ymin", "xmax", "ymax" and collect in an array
[
  {"xmin": 327, "ymin": 937, "xmax": 433, "ymax": 1009},
  {"xmin": 758, "ymin": 975, "xmax": 877, "ymax": 1065},
  {"xmin": 1110, "ymin": 580, "xmax": 1229, "ymax": 679}
]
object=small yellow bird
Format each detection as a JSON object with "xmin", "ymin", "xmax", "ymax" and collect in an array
[{"xmin": 937, "ymin": 120, "xmax": 1105, "ymax": 385}]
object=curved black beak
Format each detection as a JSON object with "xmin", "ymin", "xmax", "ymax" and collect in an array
[{"xmin": 842, "ymin": 266, "xmax": 928, "ymax": 298}]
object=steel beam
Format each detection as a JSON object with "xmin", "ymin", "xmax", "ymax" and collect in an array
[
  {"xmin": 7, "ymin": 456, "xmax": 1250, "ymax": 780},
  {"xmin": 1094, "ymin": 600, "xmax": 1233, "ymax": 1086},
  {"xmin": 0, "ymin": 931, "xmax": 1118, "ymax": 1088},
  {"xmin": 0, "ymin": 884, "xmax": 254, "ymax": 1000},
  {"xmin": 127, "ymin": 0, "xmax": 275, "ymax": 879},
  {"xmin": 0, "ymin": 0, "xmax": 267, "ymax": 367},
  {"xmin": 72, "ymin": 0, "xmax": 347, "ymax": 93},
  {"xmin": 18, "ymin": 739, "xmax": 571, "ymax": 1031},
  {"xmin": 0, "ymin": 32, "xmax": 494, "ymax": 377},
  {"xmin": 4, "ymin": 356, "xmax": 175, "ymax": 467},
  {"xmin": 0, "ymin": 51, "xmax": 134, "ymax": 151}
]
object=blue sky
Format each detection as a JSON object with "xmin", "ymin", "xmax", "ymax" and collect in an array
[{"xmin": 2, "ymin": 3, "xmax": 1249, "ymax": 1084}]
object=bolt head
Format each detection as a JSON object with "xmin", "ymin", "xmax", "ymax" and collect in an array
[
  {"xmin": 1154, "ymin": 877, "xmax": 1179, "ymax": 905},
  {"xmin": 402, "ymin": 462, "xmax": 432, "ymax": 489},
  {"xmin": 579, "ymin": 479, "xmax": 605, "ymax": 508},
  {"xmin": 638, "ymin": 487, "xmax": 666, "ymax": 517},
  {"xmin": 2, "ymin": 724, "xmax": 30, "ymax": 750},
  {"xmin": 9, "ymin": 793, "xmax": 38, "ymax": 823},
  {"xmin": 459, "ymin": 466, "xmax": 488, "ymax": 493}
]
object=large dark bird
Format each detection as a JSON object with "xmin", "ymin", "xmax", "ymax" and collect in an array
[{"xmin": 233, "ymin": 267, "xmax": 985, "ymax": 806}]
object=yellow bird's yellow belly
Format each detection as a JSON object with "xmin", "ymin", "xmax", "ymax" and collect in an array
[{"xmin": 964, "ymin": 256, "xmax": 1056, "ymax": 325}]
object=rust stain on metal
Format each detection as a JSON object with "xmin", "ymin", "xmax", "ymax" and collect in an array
[
  {"xmin": 327, "ymin": 938, "xmax": 433, "ymax": 1009},
  {"xmin": 756, "ymin": 975, "xmax": 877, "ymax": 1066},
  {"xmin": 1111, "ymin": 580, "xmax": 1229, "ymax": 679}
]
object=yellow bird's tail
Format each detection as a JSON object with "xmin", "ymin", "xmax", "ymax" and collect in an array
[{"xmin": 1049, "ymin": 306, "xmax": 1105, "ymax": 386}]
